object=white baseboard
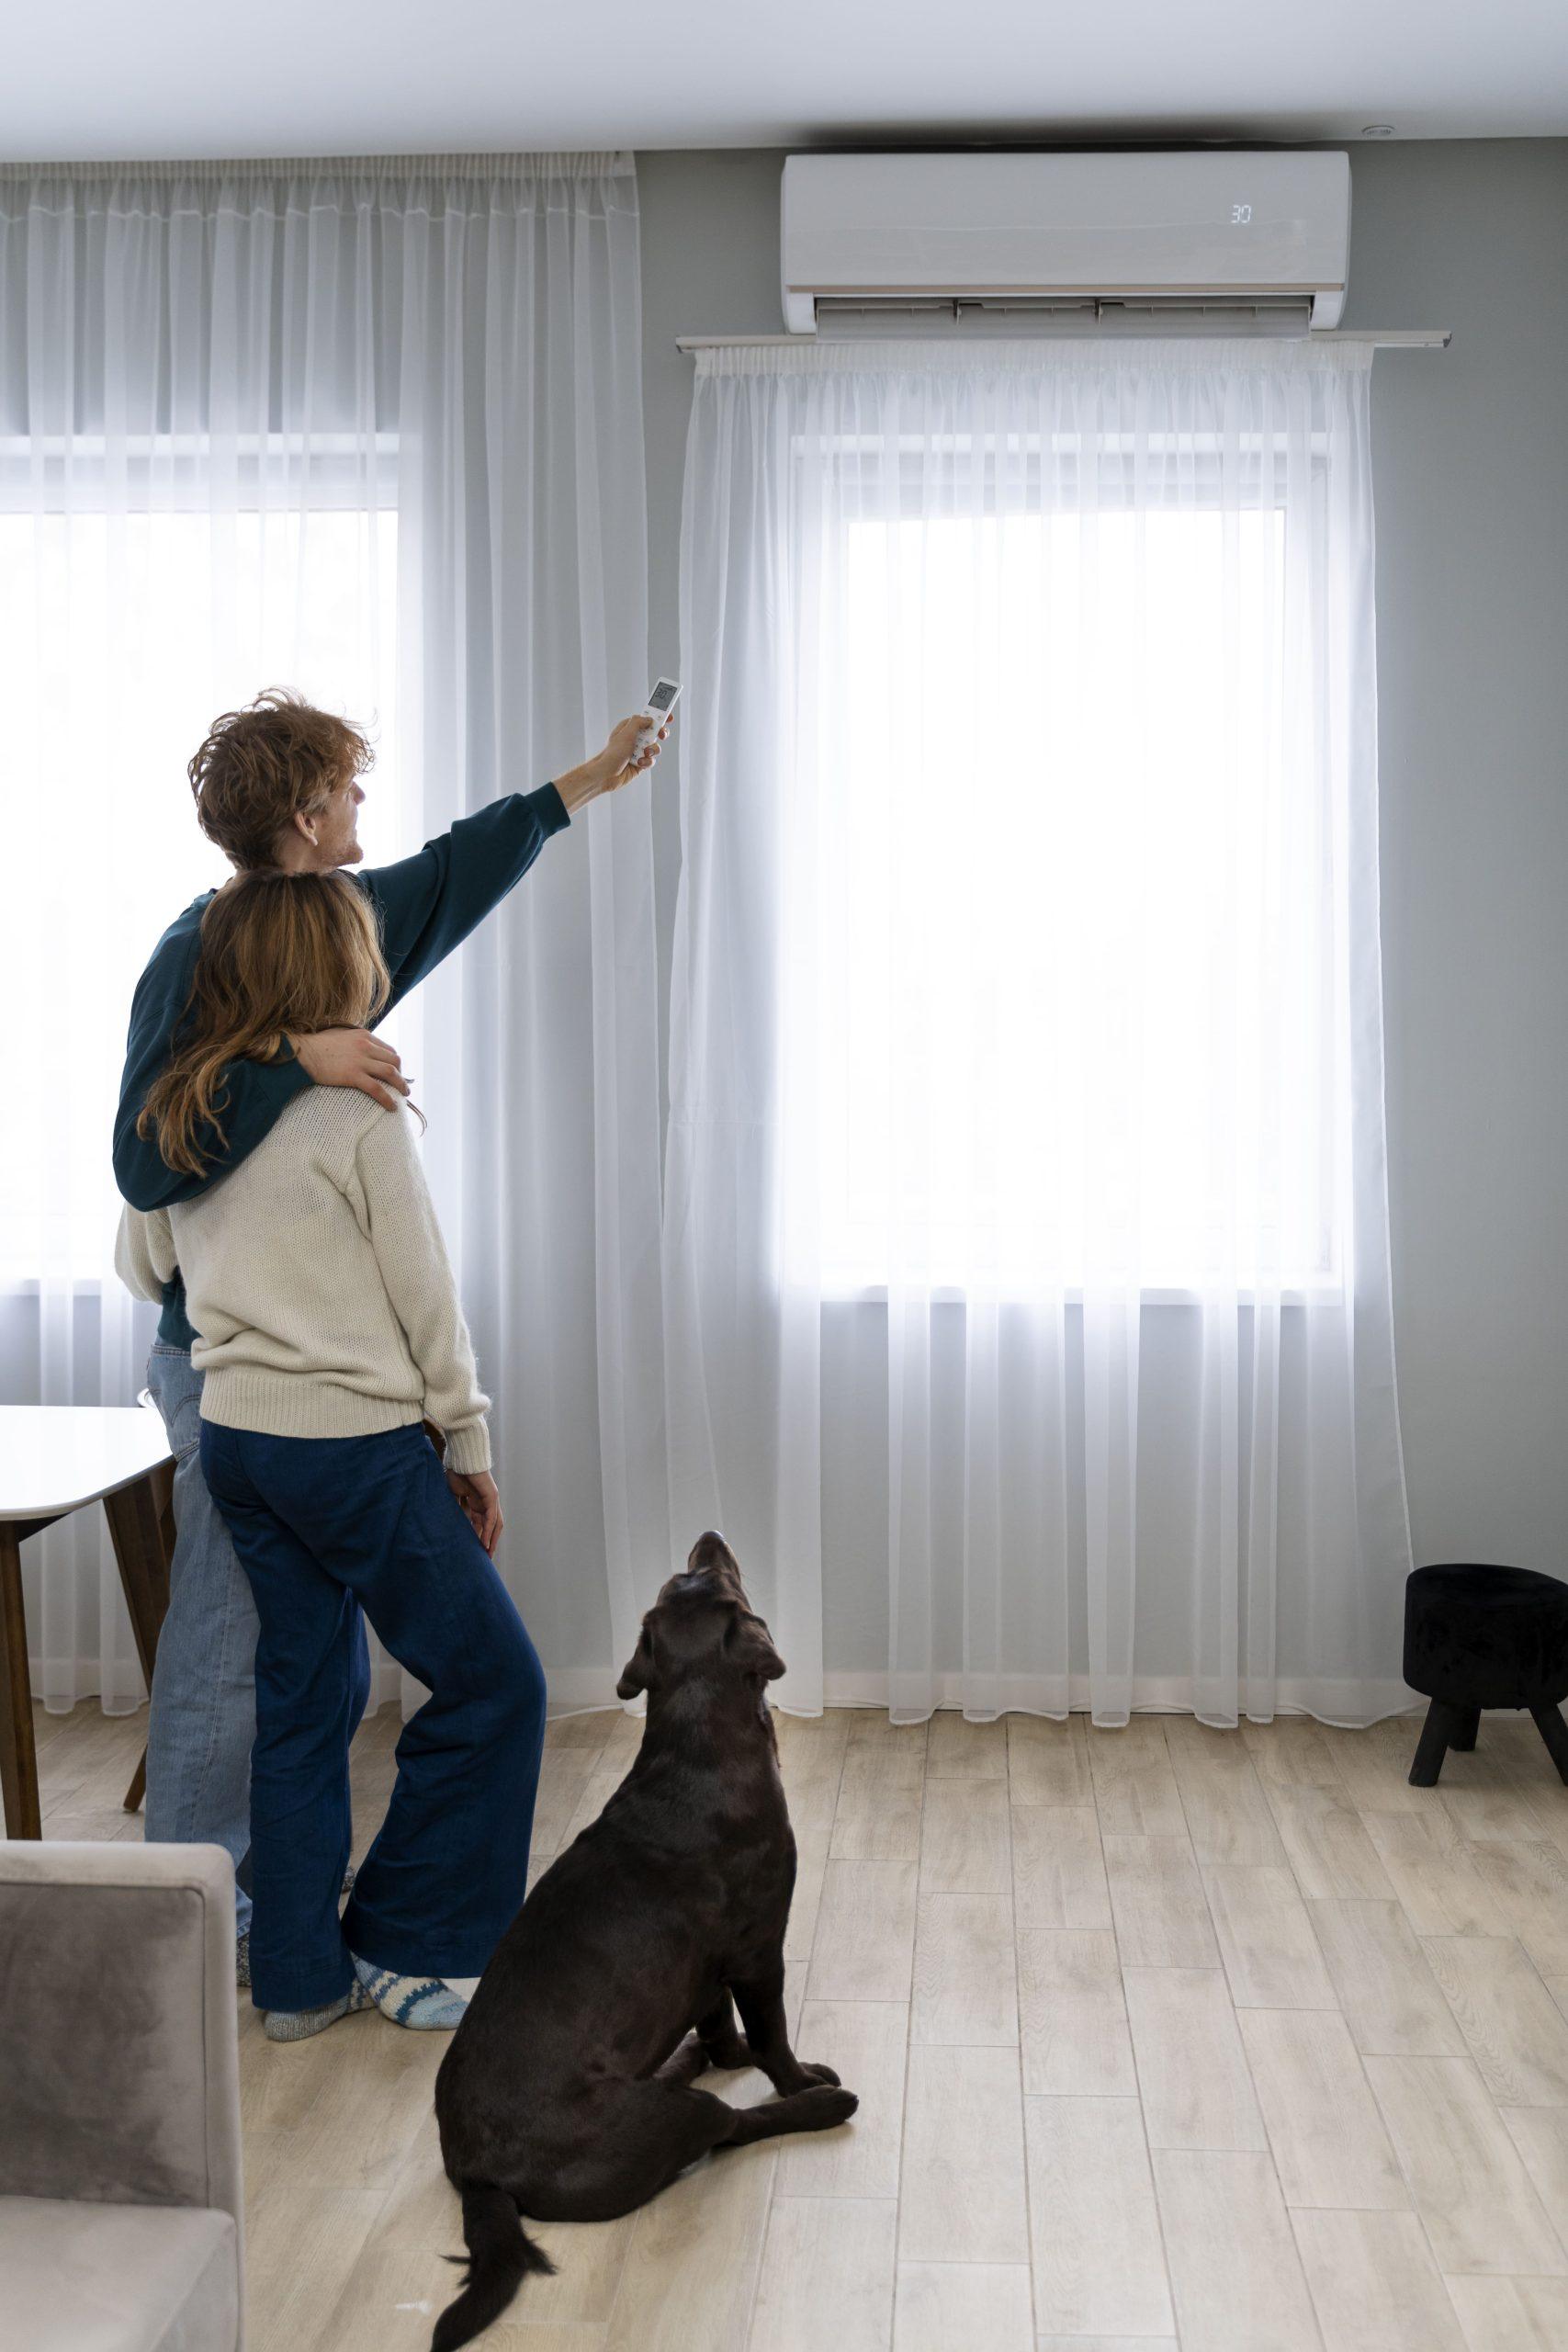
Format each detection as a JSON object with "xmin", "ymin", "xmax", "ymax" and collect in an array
[
  {"xmin": 544, "ymin": 1666, "xmax": 1424, "ymax": 1727},
  {"xmin": 811, "ymin": 1668, "xmax": 1421, "ymax": 1727},
  {"xmin": 35, "ymin": 1654, "xmax": 1424, "ymax": 1730}
]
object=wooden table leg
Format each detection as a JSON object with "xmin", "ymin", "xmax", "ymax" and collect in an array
[
  {"xmin": 103, "ymin": 1472, "xmax": 172, "ymax": 1779},
  {"xmin": 0, "ymin": 1522, "xmax": 42, "ymax": 1838},
  {"xmin": 118, "ymin": 1458, "xmax": 175, "ymax": 1813},
  {"xmin": 149, "ymin": 1454, "xmax": 176, "ymax": 1552}
]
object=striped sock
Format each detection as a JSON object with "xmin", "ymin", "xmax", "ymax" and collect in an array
[
  {"xmin": 350, "ymin": 1952, "xmax": 468, "ymax": 2030},
  {"xmin": 263, "ymin": 1981, "xmax": 374, "ymax": 2042}
]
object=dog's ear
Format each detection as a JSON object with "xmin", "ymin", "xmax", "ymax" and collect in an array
[
  {"xmin": 616, "ymin": 1623, "xmax": 657, "ymax": 1702},
  {"xmin": 725, "ymin": 1610, "xmax": 786, "ymax": 1684}
]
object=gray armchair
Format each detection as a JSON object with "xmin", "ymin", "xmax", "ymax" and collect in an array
[{"xmin": 0, "ymin": 1840, "xmax": 244, "ymax": 2350}]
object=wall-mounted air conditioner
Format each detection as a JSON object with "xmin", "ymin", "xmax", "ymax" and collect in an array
[{"xmin": 781, "ymin": 151, "xmax": 1351, "ymax": 337}]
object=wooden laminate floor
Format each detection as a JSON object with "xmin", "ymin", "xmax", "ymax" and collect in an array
[{"xmin": 22, "ymin": 1695, "xmax": 1568, "ymax": 2350}]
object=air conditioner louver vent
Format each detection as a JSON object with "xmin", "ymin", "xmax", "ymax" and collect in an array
[{"xmin": 814, "ymin": 296, "xmax": 1316, "ymax": 341}]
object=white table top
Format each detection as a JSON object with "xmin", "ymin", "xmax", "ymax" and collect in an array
[{"xmin": 0, "ymin": 1406, "xmax": 173, "ymax": 1521}]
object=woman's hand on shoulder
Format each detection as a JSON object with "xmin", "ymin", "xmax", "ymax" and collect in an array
[{"xmin": 448, "ymin": 1469, "xmax": 503, "ymax": 1555}]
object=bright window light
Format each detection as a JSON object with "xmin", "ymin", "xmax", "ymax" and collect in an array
[
  {"xmin": 780, "ymin": 499, "xmax": 1338, "ymax": 1296},
  {"xmin": 0, "ymin": 492, "xmax": 398, "ymax": 1281}
]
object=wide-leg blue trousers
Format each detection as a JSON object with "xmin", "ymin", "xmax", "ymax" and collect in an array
[{"xmin": 200, "ymin": 1419, "xmax": 546, "ymax": 2013}]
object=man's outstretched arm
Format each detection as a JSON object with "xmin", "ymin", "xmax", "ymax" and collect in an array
[
  {"xmin": 114, "ymin": 713, "xmax": 664, "ymax": 1208},
  {"xmin": 366, "ymin": 714, "xmax": 666, "ymax": 1006}
]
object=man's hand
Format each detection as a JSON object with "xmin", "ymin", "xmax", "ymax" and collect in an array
[
  {"xmin": 292, "ymin": 1027, "xmax": 410, "ymax": 1110},
  {"xmin": 448, "ymin": 1469, "xmax": 504, "ymax": 1556},
  {"xmin": 553, "ymin": 714, "xmax": 670, "ymax": 815}
]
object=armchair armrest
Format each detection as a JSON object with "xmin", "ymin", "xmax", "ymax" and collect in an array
[{"xmin": 0, "ymin": 1840, "xmax": 243, "ymax": 2269}]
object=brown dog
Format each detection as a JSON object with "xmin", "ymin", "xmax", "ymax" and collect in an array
[{"xmin": 428, "ymin": 1531, "xmax": 856, "ymax": 2349}]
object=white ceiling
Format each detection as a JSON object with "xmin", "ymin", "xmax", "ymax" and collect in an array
[{"xmin": 6, "ymin": 0, "xmax": 1567, "ymax": 162}]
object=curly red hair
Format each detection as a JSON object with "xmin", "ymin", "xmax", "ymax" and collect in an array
[{"xmin": 187, "ymin": 687, "xmax": 372, "ymax": 870}]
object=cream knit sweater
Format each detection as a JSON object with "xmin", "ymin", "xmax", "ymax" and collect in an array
[{"xmin": 115, "ymin": 1091, "xmax": 491, "ymax": 1475}]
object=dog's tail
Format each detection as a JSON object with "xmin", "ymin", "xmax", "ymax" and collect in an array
[{"xmin": 430, "ymin": 2182, "xmax": 555, "ymax": 2351}]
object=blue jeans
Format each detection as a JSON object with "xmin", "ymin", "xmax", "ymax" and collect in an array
[
  {"xmin": 200, "ymin": 1419, "xmax": 546, "ymax": 2013},
  {"xmin": 144, "ymin": 1346, "xmax": 265, "ymax": 1935}
]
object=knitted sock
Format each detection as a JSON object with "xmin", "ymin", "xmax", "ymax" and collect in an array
[
  {"xmin": 263, "ymin": 1981, "xmax": 373, "ymax": 2043},
  {"xmin": 351, "ymin": 1952, "xmax": 468, "ymax": 2030}
]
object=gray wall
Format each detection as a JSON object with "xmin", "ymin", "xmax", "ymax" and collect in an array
[{"xmin": 637, "ymin": 140, "xmax": 1568, "ymax": 1605}]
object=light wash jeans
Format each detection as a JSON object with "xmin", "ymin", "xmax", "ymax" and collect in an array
[{"xmin": 145, "ymin": 1344, "xmax": 259, "ymax": 1935}]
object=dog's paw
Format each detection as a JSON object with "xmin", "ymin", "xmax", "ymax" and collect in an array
[
  {"xmin": 799, "ymin": 2084, "xmax": 858, "ymax": 2128},
  {"xmin": 798, "ymin": 2061, "xmax": 841, "ymax": 2088}
]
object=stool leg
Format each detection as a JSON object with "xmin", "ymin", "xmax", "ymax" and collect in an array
[
  {"xmin": 1409, "ymin": 1701, "xmax": 1461, "ymax": 1788},
  {"xmin": 1450, "ymin": 1707, "xmax": 1481, "ymax": 1752},
  {"xmin": 1529, "ymin": 1702, "xmax": 1568, "ymax": 1788}
]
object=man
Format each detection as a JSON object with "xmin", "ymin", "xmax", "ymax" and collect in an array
[{"xmin": 115, "ymin": 688, "xmax": 666, "ymax": 1976}]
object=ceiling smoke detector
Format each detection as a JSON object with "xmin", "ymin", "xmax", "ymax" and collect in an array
[{"xmin": 1361, "ymin": 124, "xmax": 1396, "ymax": 137}]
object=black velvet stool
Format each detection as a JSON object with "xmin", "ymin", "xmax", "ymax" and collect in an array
[{"xmin": 1404, "ymin": 1563, "xmax": 1568, "ymax": 1787}]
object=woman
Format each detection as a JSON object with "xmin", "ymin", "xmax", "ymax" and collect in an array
[{"xmin": 117, "ymin": 868, "xmax": 546, "ymax": 2041}]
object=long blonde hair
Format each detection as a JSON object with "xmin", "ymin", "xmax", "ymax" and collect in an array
[{"xmin": 140, "ymin": 870, "xmax": 391, "ymax": 1176}]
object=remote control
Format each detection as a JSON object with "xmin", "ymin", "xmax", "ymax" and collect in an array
[{"xmin": 639, "ymin": 677, "xmax": 681, "ymax": 747}]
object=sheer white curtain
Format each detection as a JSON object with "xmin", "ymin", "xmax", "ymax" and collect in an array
[
  {"xmin": 668, "ymin": 338, "xmax": 1413, "ymax": 1726},
  {"xmin": 1, "ymin": 154, "xmax": 663, "ymax": 1709}
]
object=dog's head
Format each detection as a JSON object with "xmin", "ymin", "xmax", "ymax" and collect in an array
[{"xmin": 615, "ymin": 1530, "xmax": 785, "ymax": 1703}]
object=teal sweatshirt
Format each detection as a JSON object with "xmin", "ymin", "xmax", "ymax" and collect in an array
[{"xmin": 113, "ymin": 782, "xmax": 570, "ymax": 1348}]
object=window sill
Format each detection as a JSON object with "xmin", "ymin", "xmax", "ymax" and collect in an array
[
  {"xmin": 0, "ymin": 1276, "xmax": 163, "ymax": 1299},
  {"xmin": 811, "ymin": 1282, "xmax": 1343, "ymax": 1308}
]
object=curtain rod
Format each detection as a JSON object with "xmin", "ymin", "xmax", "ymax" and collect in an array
[
  {"xmin": 675, "ymin": 329, "xmax": 1450, "ymax": 352},
  {"xmin": 0, "ymin": 152, "xmax": 635, "ymax": 182}
]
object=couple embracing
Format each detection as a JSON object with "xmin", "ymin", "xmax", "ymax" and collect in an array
[{"xmin": 115, "ymin": 689, "xmax": 665, "ymax": 2041}]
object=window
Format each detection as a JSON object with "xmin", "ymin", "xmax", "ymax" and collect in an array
[
  {"xmin": 779, "ymin": 451, "xmax": 1336, "ymax": 1297},
  {"xmin": 0, "ymin": 440, "xmax": 399, "ymax": 1279}
]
